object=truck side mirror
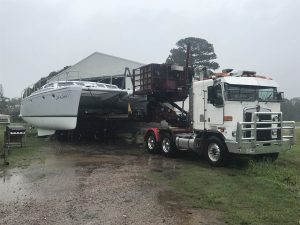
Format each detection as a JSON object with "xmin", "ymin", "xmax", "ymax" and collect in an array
[
  {"xmin": 277, "ymin": 92, "xmax": 284, "ymax": 101},
  {"xmin": 207, "ymin": 86, "xmax": 215, "ymax": 104}
]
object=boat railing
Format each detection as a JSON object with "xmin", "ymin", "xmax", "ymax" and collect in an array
[
  {"xmin": 21, "ymin": 67, "xmax": 133, "ymax": 99},
  {"xmin": 21, "ymin": 84, "xmax": 36, "ymax": 99},
  {"xmin": 21, "ymin": 80, "xmax": 123, "ymax": 99}
]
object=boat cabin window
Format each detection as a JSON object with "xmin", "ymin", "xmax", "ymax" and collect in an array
[
  {"xmin": 74, "ymin": 82, "xmax": 85, "ymax": 86},
  {"xmin": 96, "ymin": 83, "xmax": 106, "ymax": 88},
  {"xmin": 84, "ymin": 82, "xmax": 97, "ymax": 88},
  {"xmin": 105, "ymin": 84, "xmax": 118, "ymax": 89},
  {"xmin": 224, "ymin": 84, "xmax": 279, "ymax": 101},
  {"xmin": 57, "ymin": 82, "xmax": 75, "ymax": 87},
  {"xmin": 43, "ymin": 83, "xmax": 55, "ymax": 89}
]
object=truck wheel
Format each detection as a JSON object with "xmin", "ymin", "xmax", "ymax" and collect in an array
[
  {"xmin": 161, "ymin": 133, "xmax": 177, "ymax": 157},
  {"xmin": 145, "ymin": 131, "xmax": 160, "ymax": 153},
  {"xmin": 206, "ymin": 136, "xmax": 228, "ymax": 167},
  {"xmin": 255, "ymin": 153, "xmax": 279, "ymax": 162},
  {"xmin": 270, "ymin": 153, "xmax": 279, "ymax": 161}
]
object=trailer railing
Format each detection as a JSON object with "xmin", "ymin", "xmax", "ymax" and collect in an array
[
  {"xmin": 132, "ymin": 64, "xmax": 191, "ymax": 102},
  {"xmin": 237, "ymin": 112, "xmax": 295, "ymax": 148}
]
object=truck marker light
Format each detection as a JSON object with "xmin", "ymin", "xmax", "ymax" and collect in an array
[
  {"xmin": 232, "ymin": 131, "xmax": 236, "ymax": 137},
  {"xmin": 224, "ymin": 116, "xmax": 233, "ymax": 121}
]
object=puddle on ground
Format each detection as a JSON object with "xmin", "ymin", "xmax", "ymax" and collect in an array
[
  {"xmin": 146, "ymin": 155, "xmax": 179, "ymax": 177},
  {"xmin": 0, "ymin": 169, "xmax": 31, "ymax": 203},
  {"xmin": 0, "ymin": 140, "xmax": 227, "ymax": 225},
  {"xmin": 0, "ymin": 141, "xmax": 185, "ymax": 204}
]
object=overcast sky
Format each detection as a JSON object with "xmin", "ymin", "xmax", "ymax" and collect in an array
[{"xmin": 0, "ymin": 0, "xmax": 299, "ymax": 98}]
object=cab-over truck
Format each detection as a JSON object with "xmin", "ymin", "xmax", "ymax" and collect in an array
[{"xmin": 139, "ymin": 68, "xmax": 295, "ymax": 166}]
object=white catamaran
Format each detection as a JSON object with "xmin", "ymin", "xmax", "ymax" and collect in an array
[{"xmin": 20, "ymin": 81, "xmax": 130, "ymax": 136}]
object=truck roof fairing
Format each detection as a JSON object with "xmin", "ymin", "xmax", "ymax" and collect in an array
[{"xmin": 222, "ymin": 76, "xmax": 279, "ymax": 88}]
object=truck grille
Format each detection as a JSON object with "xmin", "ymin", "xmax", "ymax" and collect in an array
[
  {"xmin": 244, "ymin": 112, "xmax": 252, "ymax": 138},
  {"xmin": 256, "ymin": 114, "xmax": 272, "ymax": 141},
  {"xmin": 244, "ymin": 112, "xmax": 274, "ymax": 141}
]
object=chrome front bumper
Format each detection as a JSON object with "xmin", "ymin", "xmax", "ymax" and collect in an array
[
  {"xmin": 226, "ymin": 138, "xmax": 293, "ymax": 155},
  {"xmin": 227, "ymin": 112, "xmax": 295, "ymax": 155}
]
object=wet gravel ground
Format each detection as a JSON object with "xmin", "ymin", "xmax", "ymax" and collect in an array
[{"xmin": 0, "ymin": 140, "xmax": 223, "ymax": 225}]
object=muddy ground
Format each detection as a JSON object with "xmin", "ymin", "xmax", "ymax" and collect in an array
[{"xmin": 0, "ymin": 140, "xmax": 223, "ymax": 225}]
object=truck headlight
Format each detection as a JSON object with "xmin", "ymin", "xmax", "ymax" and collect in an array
[
  {"xmin": 271, "ymin": 130, "xmax": 277, "ymax": 136},
  {"xmin": 272, "ymin": 116, "xmax": 279, "ymax": 122}
]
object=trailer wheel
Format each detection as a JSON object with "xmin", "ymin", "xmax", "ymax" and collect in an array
[
  {"xmin": 161, "ymin": 133, "xmax": 177, "ymax": 157},
  {"xmin": 206, "ymin": 136, "xmax": 228, "ymax": 167},
  {"xmin": 145, "ymin": 131, "xmax": 160, "ymax": 153}
]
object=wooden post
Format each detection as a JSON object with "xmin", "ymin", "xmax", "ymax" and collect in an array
[{"xmin": 1, "ymin": 130, "xmax": 9, "ymax": 166}]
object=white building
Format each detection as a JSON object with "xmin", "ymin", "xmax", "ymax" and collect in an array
[{"xmin": 47, "ymin": 52, "xmax": 144, "ymax": 89}]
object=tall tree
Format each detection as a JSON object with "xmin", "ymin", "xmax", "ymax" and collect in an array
[
  {"xmin": 0, "ymin": 95, "xmax": 8, "ymax": 114},
  {"xmin": 166, "ymin": 37, "xmax": 219, "ymax": 71}
]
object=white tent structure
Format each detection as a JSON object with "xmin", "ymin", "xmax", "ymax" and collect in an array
[{"xmin": 47, "ymin": 52, "xmax": 144, "ymax": 90}]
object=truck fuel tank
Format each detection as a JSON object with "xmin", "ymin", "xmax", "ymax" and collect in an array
[{"xmin": 175, "ymin": 134, "xmax": 201, "ymax": 151}]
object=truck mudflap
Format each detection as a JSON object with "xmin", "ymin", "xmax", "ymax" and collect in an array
[
  {"xmin": 230, "ymin": 112, "xmax": 295, "ymax": 155},
  {"xmin": 144, "ymin": 128, "xmax": 161, "ymax": 142}
]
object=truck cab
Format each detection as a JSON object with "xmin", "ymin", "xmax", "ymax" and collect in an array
[
  {"xmin": 191, "ymin": 71, "xmax": 295, "ymax": 159},
  {"xmin": 141, "ymin": 67, "xmax": 295, "ymax": 166}
]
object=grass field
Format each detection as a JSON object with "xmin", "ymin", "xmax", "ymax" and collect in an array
[
  {"xmin": 0, "ymin": 124, "xmax": 44, "ymax": 168},
  {"xmin": 151, "ymin": 129, "xmax": 300, "ymax": 225}
]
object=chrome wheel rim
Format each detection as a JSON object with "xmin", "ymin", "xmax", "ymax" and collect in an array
[
  {"xmin": 147, "ymin": 135, "xmax": 155, "ymax": 150},
  {"xmin": 162, "ymin": 138, "xmax": 171, "ymax": 153},
  {"xmin": 208, "ymin": 143, "xmax": 221, "ymax": 162}
]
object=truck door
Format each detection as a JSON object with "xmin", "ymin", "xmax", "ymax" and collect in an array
[{"xmin": 207, "ymin": 84, "xmax": 224, "ymax": 125}]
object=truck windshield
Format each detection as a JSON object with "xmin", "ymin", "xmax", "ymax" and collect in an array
[{"xmin": 224, "ymin": 84, "xmax": 279, "ymax": 101}]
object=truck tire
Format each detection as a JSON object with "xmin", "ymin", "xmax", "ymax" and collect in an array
[
  {"xmin": 145, "ymin": 131, "xmax": 160, "ymax": 153},
  {"xmin": 255, "ymin": 153, "xmax": 279, "ymax": 162},
  {"xmin": 270, "ymin": 153, "xmax": 279, "ymax": 161},
  {"xmin": 205, "ymin": 136, "xmax": 228, "ymax": 167},
  {"xmin": 161, "ymin": 133, "xmax": 177, "ymax": 157}
]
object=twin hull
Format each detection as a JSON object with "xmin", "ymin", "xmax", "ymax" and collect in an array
[{"xmin": 20, "ymin": 86, "xmax": 128, "ymax": 136}]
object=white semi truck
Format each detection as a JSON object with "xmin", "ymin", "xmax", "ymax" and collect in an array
[{"xmin": 142, "ymin": 69, "xmax": 295, "ymax": 166}]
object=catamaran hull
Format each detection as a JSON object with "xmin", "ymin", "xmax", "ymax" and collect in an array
[
  {"xmin": 20, "ymin": 86, "xmax": 82, "ymax": 136},
  {"xmin": 20, "ymin": 85, "xmax": 130, "ymax": 136},
  {"xmin": 23, "ymin": 117, "xmax": 78, "ymax": 136}
]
